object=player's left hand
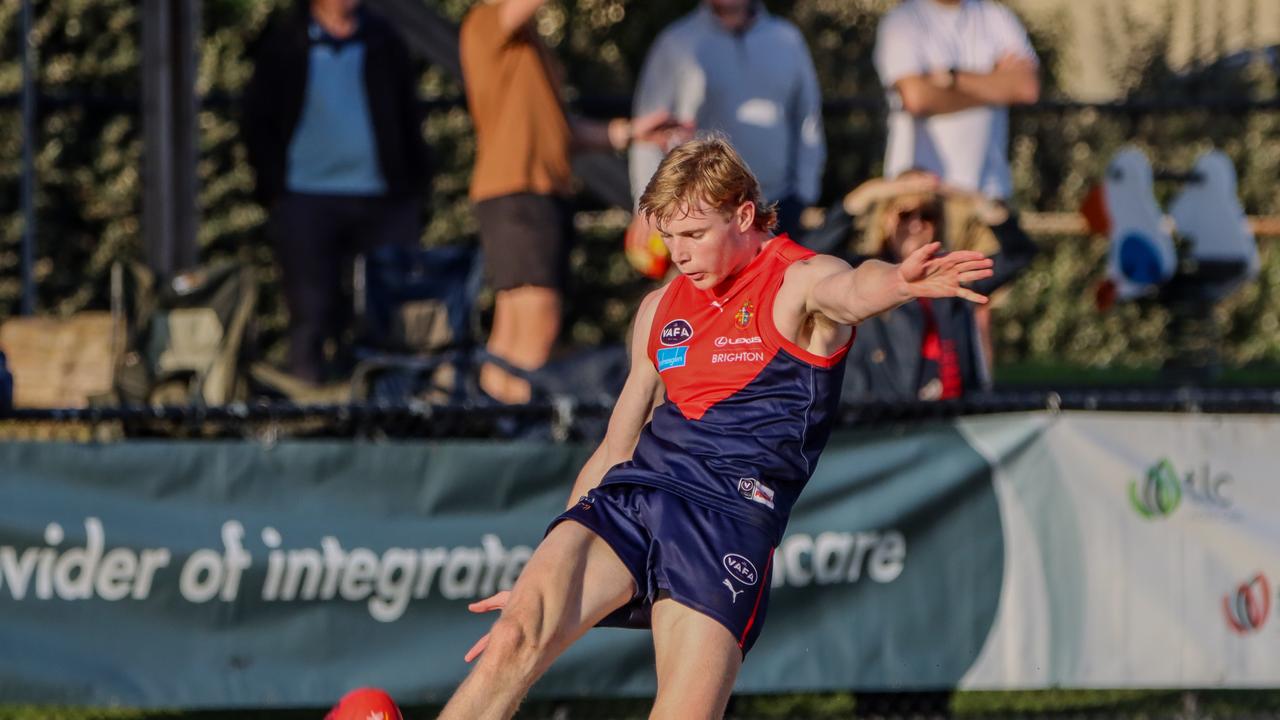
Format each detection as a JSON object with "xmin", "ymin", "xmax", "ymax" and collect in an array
[
  {"xmin": 898, "ymin": 242, "xmax": 994, "ymax": 304},
  {"xmin": 462, "ymin": 590, "xmax": 511, "ymax": 663}
]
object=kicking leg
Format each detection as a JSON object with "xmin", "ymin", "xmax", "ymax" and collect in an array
[
  {"xmin": 438, "ymin": 520, "xmax": 634, "ymax": 720},
  {"xmin": 649, "ymin": 597, "xmax": 743, "ymax": 720}
]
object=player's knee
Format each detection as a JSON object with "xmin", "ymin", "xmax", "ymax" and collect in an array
[{"xmin": 485, "ymin": 612, "xmax": 549, "ymax": 672}]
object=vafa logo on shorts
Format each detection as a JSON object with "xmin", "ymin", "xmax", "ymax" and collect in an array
[{"xmin": 723, "ymin": 553, "xmax": 758, "ymax": 586}]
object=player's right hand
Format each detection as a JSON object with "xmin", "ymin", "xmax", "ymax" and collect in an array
[{"xmin": 463, "ymin": 590, "xmax": 511, "ymax": 663}]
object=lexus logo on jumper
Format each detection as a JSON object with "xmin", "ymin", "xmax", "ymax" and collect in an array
[
  {"xmin": 660, "ymin": 319, "xmax": 693, "ymax": 346},
  {"xmin": 722, "ymin": 553, "xmax": 758, "ymax": 586},
  {"xmin": 1223, "ymin": 573, "xmax": 1270, "ymax": 635}
]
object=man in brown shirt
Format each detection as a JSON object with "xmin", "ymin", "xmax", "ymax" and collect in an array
[{"xmin": 461, "ymin": 0, "xmax": 686, "ymax": 404}]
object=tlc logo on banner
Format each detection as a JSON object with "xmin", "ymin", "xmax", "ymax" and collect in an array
[{"xmin": 1128, "ymin": 458, "xmax": 1235, "ymax": 520}]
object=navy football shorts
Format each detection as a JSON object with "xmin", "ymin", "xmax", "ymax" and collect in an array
[{"xmin": 548, "ymin": 482, "xmax": 775, "ymax": 656}]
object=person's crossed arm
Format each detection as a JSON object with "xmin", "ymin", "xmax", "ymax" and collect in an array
[
  {"xmin": 894, "ymin": 52, "xmax": 1039, "ymax": 117},
  {"xmin": 873, "ymin": 4, "xmax": 1040, "ymax": 119}
]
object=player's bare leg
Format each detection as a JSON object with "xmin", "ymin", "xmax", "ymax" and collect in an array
[
  {"xmin": 649, "ymin": 597, "xmax": 743, "ymax": 720},
  {"xmin": 438, "ymin": 520, "xmax": 634, "ymax": 720}
]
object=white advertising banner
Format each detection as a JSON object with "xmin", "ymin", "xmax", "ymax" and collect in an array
[{"xmin": 957, "ymin": 412, "xmax": 1280, "ymax": 688}]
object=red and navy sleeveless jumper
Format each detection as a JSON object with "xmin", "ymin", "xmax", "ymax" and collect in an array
[
  {"xmin": 600, "ymin": 235, "xmax": 852, "ymax": 543},
  {"xmin": 553, "ymin": 235, "xmax": 851, "ymax": 653}
]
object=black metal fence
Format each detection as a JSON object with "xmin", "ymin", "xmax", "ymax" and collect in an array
[{"xmin": 4, "ymin": 387, "xmax": 1280, "ymax": 443}]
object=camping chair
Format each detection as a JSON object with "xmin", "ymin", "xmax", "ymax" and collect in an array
[
  {"xmin": 112, "ymin": 260, "xmax": 257, "ymax": 406},
  {"xmin": 349, "ymin": 243, "xmax": 490, "ymax": 403},
  {"xmin": 348, "ymin": 243, "xmax": 628, "ymax": 422}
]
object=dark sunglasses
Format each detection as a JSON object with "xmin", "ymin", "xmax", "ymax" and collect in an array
[{"xmin": 896, "ymin": 206, "xmax": 941, "ymax": 224}]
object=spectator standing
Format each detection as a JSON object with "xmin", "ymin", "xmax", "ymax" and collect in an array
[
  {"xmin": 461, "ymin": 0, "xmax": 685, "ymax": 405},
  {"xmin": 811, "ymin": 171, "xmax": 1036, "ymax": 401},
  {"xmin": 873, "ymin": 0, "xmax": 1039, "ymax": 201},
  {"xmin": 244, "ymin": 0, "xmax": 430, "ymax": 384},
  {"xmin": 629, "ymin": 0, "xmax": 825, "ymax": 239},
  {"xmin": 872, "ymin": 0, "xmax": 1040, "ymax": 389}
]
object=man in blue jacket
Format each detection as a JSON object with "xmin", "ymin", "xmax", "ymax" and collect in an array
[
  {"xmin": 629, "ymin": 0, "xmax": 825, "ymax": 240},
  {"xmin": 243, "ymin": 0, "xmax": 430, "ymax": 383}
]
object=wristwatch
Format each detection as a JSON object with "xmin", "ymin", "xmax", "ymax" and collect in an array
[{"xmin": 931, "ymin": 67, "xmax": 958, "ymax": 89}]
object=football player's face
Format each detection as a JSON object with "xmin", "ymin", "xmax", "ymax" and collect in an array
[{"xmin": 658, "ymin": 200, "xmax": 756, "ymax": 291}]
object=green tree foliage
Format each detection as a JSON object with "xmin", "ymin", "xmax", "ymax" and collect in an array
[{"xmin": 1, "ymin": 0, "xmax": 1278, "ymax": 372}]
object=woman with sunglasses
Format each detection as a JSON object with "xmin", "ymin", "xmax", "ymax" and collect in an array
[{"xmin": 808, "ymin": 169, "xmax": 1037, "ymax": 402}]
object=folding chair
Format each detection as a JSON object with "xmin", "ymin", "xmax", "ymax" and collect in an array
[
  {"xmin": 349, "ymin": 242, "xmax": 629, "ymax": 418},
  {"xmin": 350, "ymin": 242, "xmax": 489, "ymax": 403}
]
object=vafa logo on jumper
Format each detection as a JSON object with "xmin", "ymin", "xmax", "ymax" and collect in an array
[
  {"xmin": 660, "ymin": 319, "xmax": 694, "ymax": 346},
  {"xmin": 1223, "ymin": 573, "xmax": 1271, "ymax": 635}
]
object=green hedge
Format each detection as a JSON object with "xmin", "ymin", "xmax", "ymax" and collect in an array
[{"xmin": 1, "ymin": 0, "xmax": 1277, "ymax": 370}]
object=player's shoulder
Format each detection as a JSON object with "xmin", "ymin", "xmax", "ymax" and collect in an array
[
  {"xmin": 634, "ymin": 280, "xmax": 677, "ymax": 330},
  {"xmin": 787, "ymin": 252, "xmax": 852, "ymax": 278},
  {"xmin": 780, "ymin": 252, "xmax": 851, "ymax": 297}
]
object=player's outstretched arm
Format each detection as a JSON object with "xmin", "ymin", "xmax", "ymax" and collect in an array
[
  {"xmin": 805, "ymin": 243, "xmax": 994, "ymax": 326},
  {"xmin": 561, "ymin": 287, "xmax": 666, "ymax": 509}
]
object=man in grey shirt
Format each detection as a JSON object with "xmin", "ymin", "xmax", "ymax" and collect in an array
[{"xmin": 629, "ymin": 0, "xmax": 825, "ymax": 240}]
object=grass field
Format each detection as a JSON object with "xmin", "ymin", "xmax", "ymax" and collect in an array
[{"xmin": 5, "ymin": 689, "xmax": 1280, "ymax": 719}]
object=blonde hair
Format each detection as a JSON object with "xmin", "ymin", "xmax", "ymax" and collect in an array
[
  {"xmin": 858, "ymin": 170, "xmax": 999, "ymax": 259},
  {"xmin": 860, "ymin": 170, "xmax": 942, "ymax": 258},
  {"xmin": 638, "ymin": 135, "xmax": 777, "ymax": 233}
]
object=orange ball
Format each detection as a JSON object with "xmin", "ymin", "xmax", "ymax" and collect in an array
[
  {"xmin": 625, "ymin": 213, "xmax": 670, "ymax": 280},
  {"xmin": 325, "ymin": 688, "xmax": 403, "ymax": 720}
]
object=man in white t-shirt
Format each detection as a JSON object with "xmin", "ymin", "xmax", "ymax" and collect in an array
[{"xmin": 874, "ymin": 0, "xmax": 1039, "ymax": 200}]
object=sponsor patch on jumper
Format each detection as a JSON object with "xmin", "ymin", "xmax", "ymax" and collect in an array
[
  {"xmin": 660, "ymin": 319, "xmax": 694, "ymax": 346},
  {"xmin": 711, "ymin": 350, "xmax": 765, "ymax": 364},
  {"xmin": 656, "ymin": 346, "xmax": 688, "ymax": 372},
  {"xmin": 714, "ymin": 335, "xmax": 762, "ymax": 348}
]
